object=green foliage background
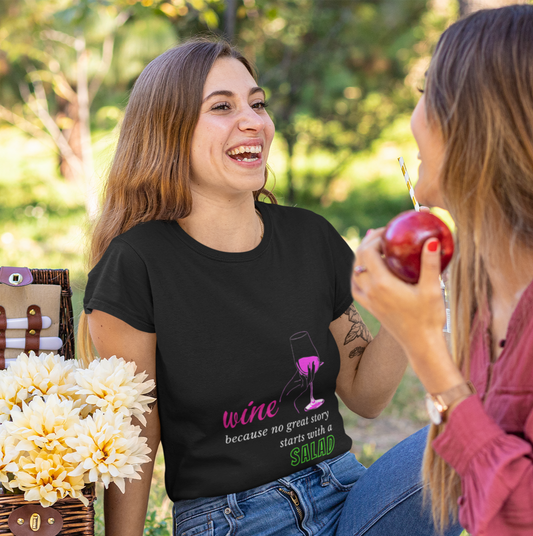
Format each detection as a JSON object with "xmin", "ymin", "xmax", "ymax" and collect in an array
[{"xmin": 0, "ymin": 0, "xmax": 468, "ymax": 533}]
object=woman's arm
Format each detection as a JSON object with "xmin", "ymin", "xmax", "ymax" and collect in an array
[
  {"xmin": 434, "ymin": 396, "xmax": 533, "ymax": 534},
  {"xmin": 332, "ymin": 303, "xmax": 408, "ymax": 419},
  {"xmin": 87, "ymin": 310, "xmax": 159, "ymax": 536},
  {"xmin": 349, "ymin": 228, "xmax": 533, "ymax": 532}
]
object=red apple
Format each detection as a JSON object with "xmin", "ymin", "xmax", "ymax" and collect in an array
[{"xmin": 382, "ymin": 210, "xmax": 454, "ymax": 284}]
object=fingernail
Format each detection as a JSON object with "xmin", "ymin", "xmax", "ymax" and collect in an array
[
  {"xmin": 365, "ymin": 229, "xmax": 374, "ymax": 237},
  {"xmin": 427, "ymin": 239, "xmax": 439, "ymax": 252}
]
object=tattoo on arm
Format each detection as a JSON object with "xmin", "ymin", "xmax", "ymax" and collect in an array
[
  {"xmin": 343, "ymin": 304, "xmax": 372, "ymax": 348},
  {"xmin": 349, "ymin": 346, "xmax": 365, "ymax": 360}
]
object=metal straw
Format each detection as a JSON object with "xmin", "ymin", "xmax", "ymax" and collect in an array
[
  {"xmin": 397, "ymin": 157, "xmax": 450, "ymax": 333},
  {"xmin": 397, "ymin": 157, "xmax": 420, "ymax": 212}
]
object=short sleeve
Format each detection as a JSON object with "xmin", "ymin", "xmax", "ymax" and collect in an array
[
  {"xmin": 83, "ymin": 237, "xmax": 155, "ymax": 333},
  {"xmin": 325, "ymin": 221, "xmax": 355, "ymax": 320}
]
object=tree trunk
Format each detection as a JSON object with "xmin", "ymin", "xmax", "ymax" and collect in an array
[
  {"xmin": 285, "ymin": 135, "xmax": 296, "ymax": 205},
  {"xmin": 458, "ymin": 0, "xmax": 470, "ymax": 16},
  {"xmin": 57, "ymin": 100, "xmax": 81, "ymax": 184},
  {"xmin": 76, "ymin": 35, "xmax": 98, "ymax": 220},
  {"xmin": 459, "ymin": 0, "xmax": 528, "ymax": 17},
  {"xmin": 224, "ymin": 0, "xmax": 237, "ymax": 42}
]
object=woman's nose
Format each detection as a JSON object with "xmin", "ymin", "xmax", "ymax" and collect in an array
[{"xmin": 238, "ymin": 106, "xmax": 266, "ymax": 132}]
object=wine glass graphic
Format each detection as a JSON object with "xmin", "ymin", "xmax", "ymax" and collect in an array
[{"xmin": 290, "ymin": 331, "xmax": 324, "ymax": 412}]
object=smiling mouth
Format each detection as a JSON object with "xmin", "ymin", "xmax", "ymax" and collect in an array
[{"xmin": 227, "ymin": 145, "xmax": 262, "ymax": 162}]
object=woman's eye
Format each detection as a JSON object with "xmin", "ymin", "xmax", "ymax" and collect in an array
[
  {"xmin": 252, "ymin": 100, "xmax": 269, "ymax": 110},
  {"xmin": 417, "ymin": 87, "xmax": 424, "ymax": 94},
  {"xmin": 212, "ymin": 102, "xmax": 231, "ymax": 111}
]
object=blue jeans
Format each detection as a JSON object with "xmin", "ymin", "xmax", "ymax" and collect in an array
[{"xmin": 173, "ymin": 427, "xmax": 463, "ymax": 536}]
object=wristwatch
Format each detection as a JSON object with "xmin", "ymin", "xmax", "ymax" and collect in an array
[{"xmin": 425, "ymin": 381, "xmax": 476, "ymax": 425}]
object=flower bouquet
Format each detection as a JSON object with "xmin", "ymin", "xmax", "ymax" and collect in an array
[{"xmin": 0, "ymin": 351, "xmax": 155, "ymax": 535}]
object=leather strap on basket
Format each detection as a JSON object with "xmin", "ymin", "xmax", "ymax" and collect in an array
[
  {"xmin": 25, "ymin": 305, "xmax": 42, "ymax": 353},
  {"xmin": 0, "ymin": 306, "xmax": 5, "ymax": 368},
  {"xmin": 0, "ymin": 266, "xmax": 33, "ymax": 287},
  {"xmin": 8, "ymin": 504, "xmax": 63, "ymax": 536}
]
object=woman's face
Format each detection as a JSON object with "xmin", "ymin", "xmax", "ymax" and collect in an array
[
  {"xmin": 410, "ymin": 95, "xmax": 446, "ymax": 209},
  {"xmin": 190, "ymin": 57, "xmax": 275, "ymax": 200}
]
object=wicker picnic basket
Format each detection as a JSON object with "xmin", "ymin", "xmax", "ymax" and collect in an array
[
  {"xmin": 0, "ymin": 485, "xmax": 95, "ymax": 535},
  {"xmin": 0, "ymin": 268, "xmax": 92, "ymax": 535},
  {"xmin": 0, "ymin": 267, "xmax": 75, "ymax": 365},
  {"xmin": 28, "ymin": 268, "xmax": 75, "ymax": 361}
]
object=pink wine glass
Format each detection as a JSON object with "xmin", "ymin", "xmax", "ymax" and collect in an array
[{"xmin": 290, "ymin": 331, "xmax": 324, "ymax": 412}]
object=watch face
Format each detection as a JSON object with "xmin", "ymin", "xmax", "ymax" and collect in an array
[{"xmin": 425, "ymin": 395, "xmax": 443, "ymax": 425}]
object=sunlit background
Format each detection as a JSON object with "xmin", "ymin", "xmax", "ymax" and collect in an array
[{"xmin": 0, "ymin": 0, "xmax": 527, "ymax": 533}]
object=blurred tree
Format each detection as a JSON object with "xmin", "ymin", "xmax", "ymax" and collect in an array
[
  {"xmin": 0, "ymin": 0, "xmax": 454, "ymax": 214},
  {"xmin": 228, "ymin": 0, "xmax": 436, "ymax": 204},
  {"xmin": 458, "ymin": 0, "xmax": 529, "ymax": 17},
  {"xmin": 152, "ymin": 0, "xmax": 444, "ymax": 205},
  {"xmin": 0, "ymin": 0, "xmax": 134, "ymax": 218},
  {"xmin": 137, "ymin": 0, "xmax": 223, "ymax": 40},
  {"xmin": 0, "ymin": 0, "xmax": 218, "ymax": 218}
]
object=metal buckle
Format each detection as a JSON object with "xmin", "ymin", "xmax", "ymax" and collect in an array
[{"xmin": 8, "ymin": 273, "xmax": 24, "ymax": 286}]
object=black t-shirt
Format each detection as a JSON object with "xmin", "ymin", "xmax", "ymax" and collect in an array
[{"xmin": 84, "ymin": 201, "xmax": 355, "ymax": 500}]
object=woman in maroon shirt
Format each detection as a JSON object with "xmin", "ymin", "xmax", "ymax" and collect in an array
[{"xmin": 350, "ymin": 5, "xmax": 533, "ymax": 536}]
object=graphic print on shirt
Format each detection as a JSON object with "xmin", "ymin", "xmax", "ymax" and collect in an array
[
  {"xmin": 221, "ymin": 329, "xmax": 341, "ymax": 469},
  {"xmin": 279, "ymin": 331, "xmax": 325, "ymax": 414}
]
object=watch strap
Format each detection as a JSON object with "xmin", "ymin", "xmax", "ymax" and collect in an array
[
  {"xmin": 427, "ymin": 381, "xmax": 476, "ymax": 424},
  {"xmin": 433, "ymin": 381, "xmax": 476, "ymax": 408}
]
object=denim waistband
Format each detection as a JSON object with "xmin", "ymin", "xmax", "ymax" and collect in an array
[{"xmin": 173, "ymin": 451, "xmax": 352, "ymax": 522}]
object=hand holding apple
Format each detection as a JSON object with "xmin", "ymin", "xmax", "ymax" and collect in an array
[
  {"xmin": 381, "ymin": 210, "xmax": 454, "ymax": 284},
  {"xmin": 350, "ymin": 216, "xmax": 462, "ymax": 401}
]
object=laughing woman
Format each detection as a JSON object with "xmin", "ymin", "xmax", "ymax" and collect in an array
[
  {"xmin": 79, "ymin": 39, "xmax": 461, "ymax": 536},
  {"xmin": 351, "ymin": 5, "xmax": 533, "ymax": 536}
]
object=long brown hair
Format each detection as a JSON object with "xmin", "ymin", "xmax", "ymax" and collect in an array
[
  {"xmin": 78, "ymin": 38, "xmax": 277, "ymax": 365},
  {"xmin": 422, "ymin": 4, "xmax": 533, "ymax": 530}
]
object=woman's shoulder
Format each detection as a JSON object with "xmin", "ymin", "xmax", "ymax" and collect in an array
[
  {"xmin": 260, "ymin": 203, "xmax": 346, "ymax": 248},
  {"xmin": 259, "ymin": 201, "xmax": 331, "ymax": 229},
  {"xmin": 113, "ymin": 220, "xmax": 175, "ymax": 245},
  {"xmin": 103, "ymin": 221, "xmax": 177, "ymax": 261}
]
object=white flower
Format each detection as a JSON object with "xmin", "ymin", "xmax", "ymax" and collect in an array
[
  {"xmin": 4, "ymin": 394, "xmax": 80, "ymax": 455},
  {"xmin": 0, "ymin": 354, "xmax": 154, "ymax": 500},
  {"xmin": 75, "ymin": 356, "xmax": 155, "ymax": 425},
  {"xmin": 14, "ymin": 450, "xmax": 87, "ymax": 507},
  {"xmin": 64, "ymin": 410, "xmax": 151, "ymax": 493},
  {"xmin": 0, "ymin": 426, "xmax": 19, "ymax": 491},
  {"xmin": 0, "ymin": 352, "xmax": 79, "ymax": 422},
  {"xmin": 0, "ymin": 375, "xmax": 24, "ymax": 424}
]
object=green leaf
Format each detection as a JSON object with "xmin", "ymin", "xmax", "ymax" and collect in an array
[{"xmin": 200, "ymin": 8, "xmax": 219, "ymax": 29}]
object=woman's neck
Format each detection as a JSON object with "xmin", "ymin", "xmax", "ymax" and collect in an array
[
  {"xmin": 484, "ymin": 245, "xmax": 533, "ymax": 358},
  {"xmin": 485, "ymin": 246, "xmax": 533, "ymax": 310},
  {"xmin": 177, "ymin": 193, "xmax": 262, "ymax": 253}
]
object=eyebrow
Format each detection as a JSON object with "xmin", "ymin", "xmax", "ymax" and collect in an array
[{"xmin": 202, "ymin": 87, "xmax": 265, "ymax": 103}]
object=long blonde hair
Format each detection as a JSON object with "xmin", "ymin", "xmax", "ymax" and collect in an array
[
  {"xmin": 422, "ymin": 4, "xmax": 533, "ymax": 529},
  {"xmin": 78, "ymin": 38, "xmax": 277, "ymax": 365}
]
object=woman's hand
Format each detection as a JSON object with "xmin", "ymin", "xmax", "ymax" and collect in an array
[
  {"xmin": 351, "ymin": 228, "xmax": 445, "ymax": 356},
  {"xmin": 351, "ymin": 228, "xmax": 464, "ymax": 394}
]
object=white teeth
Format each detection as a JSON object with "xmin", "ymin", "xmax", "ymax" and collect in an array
[{"xmin": 227, "ymin": 145, "xmax": 262, "ymax": 156}]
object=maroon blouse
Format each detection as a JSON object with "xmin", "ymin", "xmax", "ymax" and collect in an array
[{"xmin": 433, "ymin": 278, "xmax": 533, "ymax": 535}]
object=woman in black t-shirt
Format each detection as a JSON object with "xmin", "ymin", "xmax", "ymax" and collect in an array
[{"xmin": 80, "ymin": 38, "xmax": 462, "ymax": 536}]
